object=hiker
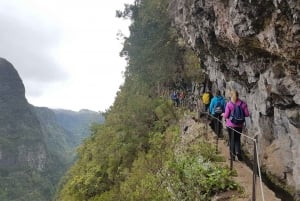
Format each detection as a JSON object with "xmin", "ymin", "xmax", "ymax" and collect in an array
[
  {"xmin": 209, "ymin": 90, "xmax": 226, "ymax": 136},
  {"xmin": 202, "ymin": 90, "xmax": 212, "ymax": 112},
  {"xmin": 171, "ymin": 91, "xmax": 179, "ymax": 107},
  {"xmin": 178, "ymin": 90, "xmax": 185, "ymax": 107},
  {"xmin": 221, "ymin": 90, "xmax": 249, "ymax": 161}
]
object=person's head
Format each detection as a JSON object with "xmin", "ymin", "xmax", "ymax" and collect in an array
[
  {"xmin": 230, "ymin": 90, "xmax": 239, "ymax": 103},
  {"xmin": 216, "ymin": 90, "xmax": 221, "ymax": 96}
]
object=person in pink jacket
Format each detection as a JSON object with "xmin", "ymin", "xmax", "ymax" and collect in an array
[{"xmin": 222, "ymin": 90, "xmax": 249, "ymax": 161}]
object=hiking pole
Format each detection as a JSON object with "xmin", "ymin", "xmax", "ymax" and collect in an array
[
  {"xmin": 215, "ymin": 118, "xmax": 219, "ymax": 154},
  {"xmin": 206, "ymin": 112, "xmax": 209, "ymax": 135}
]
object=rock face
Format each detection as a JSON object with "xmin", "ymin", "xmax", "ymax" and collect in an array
[
  {"xmin": 0, "ymin": 58, "xmax": 78, "ymax": 200},
  {"xmin": 0, "ymin": 57, "xmax": 105, "ymax": 200},
  {"xmin": 0, "ymin": 58, "xmax": 48, "ymax": 170},
  {"xmin": 0, "ymin": 58, "xmax": 52, "ymax": 200},
  {"xmin": 169, "ymin": 0, "xmax": 300, "ymax": 197}
]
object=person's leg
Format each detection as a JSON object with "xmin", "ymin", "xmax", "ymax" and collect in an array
[
  {"xmin": 210, "ymin": 115, "xmax": 216, "ymax": 134},
  {"xmin": 234, "ymin": 127, "xmax": 243, "ymax": 160},
  {"xmin": 214, "ymin": 117, "xmax": 218, "ymax": 136},
  {"xmin": 227, "ymin": 127, "xmax": 231, "ymax": 146},
  {"xmin": 217, "ymin": 115, "xmax": 222, "ymax": 137},
  {"xmin": 209, "ymin": 118, "xmax": 214, "ymax": 130},
  {"xmin": 172, "ymin": 99, "xmax": 176, "ymax": 106},
  {"xmin": 228, "ymin": 127, "xmax": 235, "ymax": 160}
]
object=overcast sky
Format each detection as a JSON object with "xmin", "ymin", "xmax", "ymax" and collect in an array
[{"xmin": 0, "ymin": 0, "xmax": 134, "ymax": 112}]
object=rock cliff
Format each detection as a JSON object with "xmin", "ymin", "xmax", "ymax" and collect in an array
[
  {"xmin": 0, "ymin": 58, "xmax": 48, "ymax": 171},
  {"xmin": 169, "ymin": 0, "xmax": 300, "ymax": 198},
  {"xmin": 0, "ymin": 58, "xmax": 52, "ymax": 200},
  {"xmin": 0, "ymin": 57, "xmax": 105, "ymax": 200}
]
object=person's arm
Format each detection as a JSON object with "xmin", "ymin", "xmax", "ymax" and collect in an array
[
  {"xmin": 222, "ymin": 99, "xmax": 226, "ymax": 112},
  {"xmin": 222, "ymin": 102, "xmax": 230, "ymax": 118},
  {"xmin": 209, "ymin": 98, "xmax": 214, "ymax": 113}
]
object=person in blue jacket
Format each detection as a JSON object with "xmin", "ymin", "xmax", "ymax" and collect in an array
[
  {"xmin": 209, "ymin": 90, "xmax": 226, "ymax": 136},
  {"xmin": 171, "ymin": 90, "xmax": 179, "ymax": 107}
]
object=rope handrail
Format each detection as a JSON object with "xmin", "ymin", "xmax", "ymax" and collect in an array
[
  {"xmin": 255, "ymin": 139, "xmax": 266, "ymax": 201},
  {"xmin": 203, "ymin": 111, "xmax": 265, "ymax": 201},
  {"xmin": 205, "ymin": 112, "xmax": 256, "ymax": 141}
]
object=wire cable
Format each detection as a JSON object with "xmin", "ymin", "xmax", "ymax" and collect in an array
[{"xmin": 205, "ymin": 112, "xmax": 266, "ymax": 201}]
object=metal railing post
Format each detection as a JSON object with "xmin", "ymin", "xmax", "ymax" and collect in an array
[
  {"xmin": 206, "ymin": 112, "xmax": 209, "ymax": 134},
  {"xmin": 252, "ymin": 135, "xmax": 258, "ymax": 201},
  {"xmin": 215, "ymin": 116, "xmax": 219, "ymax": 153},
  {"xmin": 230, "ymin": 129, "xmax": 234, "ymax": 170}
]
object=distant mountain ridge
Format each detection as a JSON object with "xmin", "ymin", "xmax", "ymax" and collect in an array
[
  {"xmin": 0, "ymin": 57, "xmax": 104, "ymax": 201},
  {"xmin": 52, "ymin": 109, "xmax": 104, "ymax": 147}
]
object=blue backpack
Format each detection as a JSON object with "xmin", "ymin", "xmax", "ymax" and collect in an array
[
  {"xmin": 229, "ymin": 101, "xmax": 245, "ymax": 125},
  {"xmin": 214, "ymin": 100, "xmax": 224, "ymax": 115}
]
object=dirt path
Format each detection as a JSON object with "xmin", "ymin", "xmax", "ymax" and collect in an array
[
  {"xmin": 180, "ymin": 115, "xmax": 281, "ymax": 201},
  {"xmin": 216, "ymin": 138, "xmax": 281, "ymax": 201}
]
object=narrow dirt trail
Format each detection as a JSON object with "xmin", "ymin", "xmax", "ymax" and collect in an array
[
  {"xmin": 216, "ymin": 137, "xmax": 281, "ymax": 201},
  {"xmin": 180, "ymin": 114, "xmax": 281, "ymax": 201}
]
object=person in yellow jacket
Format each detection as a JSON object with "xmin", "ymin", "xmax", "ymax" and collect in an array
[{"xmin": 202, "ymin": 90, "xmax": 211, "ymax": 112}]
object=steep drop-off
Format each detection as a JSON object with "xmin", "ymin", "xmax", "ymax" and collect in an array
[
  {"xmin": 53, "ymin": 109, "xmax": 104, "ymax": 147},
  {"xmin": 0, "ymin": 58, "xmax": 54, "ymax": 200},
  {"xmin": 169, "ymin": 0, "xmax": 300, "ymax": 197},
  {"xmin": 0, "ymin": 57, "xmax": 104, "ymax": 201}
]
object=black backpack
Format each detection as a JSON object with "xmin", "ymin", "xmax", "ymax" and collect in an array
[{"xmin": 229, "ymin": 101, "xmax": 245, "ymax": 125}]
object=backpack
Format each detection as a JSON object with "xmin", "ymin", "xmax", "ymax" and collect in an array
[
  {"xmin": 171, "ymin": 92, "xmax": 177, "ymax": 100},
  {"xmin": 214, "ymin": 99, "xmax": 224, "ymax": 115},
  {"xmin": 202, "ymin": 93, "xmax": 210, "ymax": 104},
  {"xmin": 229, "ymin": 101, "xmax": 245, "ymax": 125}
]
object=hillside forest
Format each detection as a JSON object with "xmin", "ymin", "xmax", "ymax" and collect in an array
[{"xmin": 56, "ymin": 0, "xmax": 243, "ymax": 200}]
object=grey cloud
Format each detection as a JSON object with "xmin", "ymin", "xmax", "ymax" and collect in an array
[
  {"xmin": 24, "ymin": 81, "xmax": 50, "ymax": 97},
  {"xmin": 0, "ymin": 11, "xmax": 68, "ymax": 97}
]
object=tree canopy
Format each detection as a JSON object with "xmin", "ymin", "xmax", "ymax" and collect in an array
[{"xmin": 56, "ymin": 1, "xmax": 238, "ymax": 201}]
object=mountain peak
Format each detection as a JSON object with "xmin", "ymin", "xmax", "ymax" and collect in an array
[{"xmin": 0, "ymin": 57, "xmax": 25, "ymax": 97}]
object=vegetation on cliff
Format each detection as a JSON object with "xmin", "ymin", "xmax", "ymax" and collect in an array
[
  {"xmin": 0, "ymin": 87, "xmax": 103, "ymax": 201},
  {"xmin": 57, "ymin": 0, "xmax": 239, "ymax": 200}
]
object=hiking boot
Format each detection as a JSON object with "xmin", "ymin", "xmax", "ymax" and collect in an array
[
  {"xmin": 229, "ymin": 154, "xmax": 236, "ymax": 161},
  {"xmin": 236, "ymin": 153, "xmax": 243, "ymax": 161}
]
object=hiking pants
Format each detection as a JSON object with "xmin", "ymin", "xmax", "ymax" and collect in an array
[
  {"xmin": 227, "ymin": 127, "xmax": 243, "ymax": 156},
  {"xmin": 204, "ymin": 104, "xmax": 209, "ymax": 112},
  {"xmin": 212, "ymin": 114, "xmax": 222, "ymax": 137}
]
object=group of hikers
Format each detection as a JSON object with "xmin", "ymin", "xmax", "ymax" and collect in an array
[
  {"xmin": 170, "ymin": 88, "xmax": 250, "ymax": 161},
  {"xmin": 202, "ymin": 89, "xmax": 250, "ymax": 161},
  {"xmin": 171, "ymin": 90, "xmax": 198, "ymax": 111},
  {"xmin": 171, "ymin": 90, "xmax": 184, "ymax": 107}
]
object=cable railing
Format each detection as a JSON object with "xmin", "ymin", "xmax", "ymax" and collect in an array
[{"xmin": 203, "ymin": 111, "xmax": 265, "ymax": 201}]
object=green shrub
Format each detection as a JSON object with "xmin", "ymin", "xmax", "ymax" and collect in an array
[{"xmin": 166, "ymin": 154, "xmax": 239, "ymax": 201}]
